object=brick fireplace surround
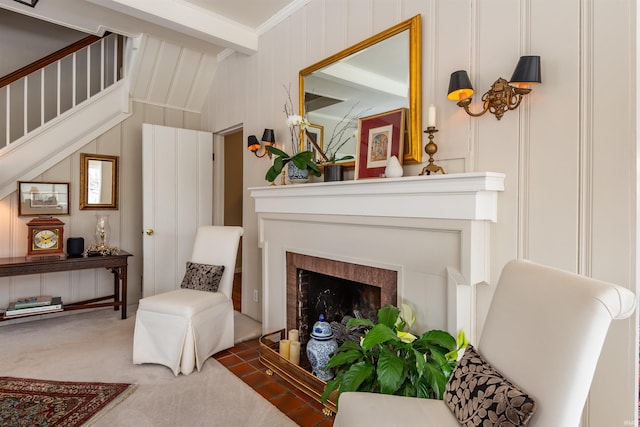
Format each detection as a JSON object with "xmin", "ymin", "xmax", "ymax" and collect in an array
[{"xmin": 250, "ymin": 172, "xmax": 504, "ymax": 343}]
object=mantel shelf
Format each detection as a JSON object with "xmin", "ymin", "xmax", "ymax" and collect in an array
[{"xmin": 250, "ymin": 172, "xmax": 505, "ymax": 222}]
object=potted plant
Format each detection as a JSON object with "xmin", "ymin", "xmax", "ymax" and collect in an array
[
  {"xmin": 265, "ymin": 145, "xmax": 321, "ymax": 184},
  {"xmin": 320, "ymin": 304, "xmax": 468, "ymax": 405}
]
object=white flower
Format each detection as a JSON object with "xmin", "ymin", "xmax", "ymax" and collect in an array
[{"xmin": 286, "ymin": 114, "xmax": 309, "ymax": 129}]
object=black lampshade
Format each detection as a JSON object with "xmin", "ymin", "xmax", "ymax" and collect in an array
[
  {"xmin": 447, "ymin": 70, "xmax": 474, "ymax": 101},
  {"xmin": 510, "ymin": 56, "xmax": 541, "ymax": 85},
  {"xmin": 247, "ymin": 135, "xmax": 260, "ymax": 152},
  {"xmin": 261, "ymin": 129, "xmax": 275, "ymax": 144}
]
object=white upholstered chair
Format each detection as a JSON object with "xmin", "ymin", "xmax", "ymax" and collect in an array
[
  {"xmin": 133, "ymin": 226, "xmax": 243, "ymax": 376},
  {"xmin": 334, "ymin": 259, "xmax": 636, "ymax": 427}
]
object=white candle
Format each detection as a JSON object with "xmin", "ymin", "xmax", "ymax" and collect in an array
[
  {"xmin": 279, "ymin": 339, "xmax": 290, "ymax": 359},
  {"xmin": 428, "ymin": 105, "xmax": 436, "ymax": 127},
  {"xmin": 288, "ymin": 329, "xmax": 299, "ymax": 342},
  {"xmin": 289, "ymin": 341, "xmax": 301, "ymax": 365}
]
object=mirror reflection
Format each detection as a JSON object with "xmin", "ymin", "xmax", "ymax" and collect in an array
[
  {"xmin": 300, "ymin": 15, "xmax": 422, "ymax": 167},
  {"xmin": 80, "ymin": 153, "xmax": 119, "ymax": 210}
]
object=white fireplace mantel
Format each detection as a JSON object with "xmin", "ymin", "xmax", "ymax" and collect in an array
[
  {"xmin": 250, "ymin": 172, "xmax": 505, "ymax": 343},
  {"xmin": 250, "ymin": 172, "xmax": 505, "ymax": 222}
]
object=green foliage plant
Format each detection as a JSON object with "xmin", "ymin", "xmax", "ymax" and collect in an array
[
  {"xmin": 321, "ymin": 304, "xmax": 468, "ymax": 406},
  {"xmin": 265, "ymin": 145, "xmax": 321, "ymax": 183}
]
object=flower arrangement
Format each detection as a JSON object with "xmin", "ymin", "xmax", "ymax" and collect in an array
[
  {"xmin": 264, "ymin": 85, "xmax": 322, "ymax": 183},
  {"xmin": 283, "ymin": 85, "xmax": 312, "ymax": 155},
  {"xmin": 321, "ymin": 303, "xmax": 468, "ymax": 405}
]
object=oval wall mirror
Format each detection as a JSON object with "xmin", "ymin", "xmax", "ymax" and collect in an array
[
  {"xmin": 79, "ymin": 153, "xmax": 119, "ymax": 210},
  {"xmin": 299, "ymin": 14, "xmax": 422, "ymax": 167}
]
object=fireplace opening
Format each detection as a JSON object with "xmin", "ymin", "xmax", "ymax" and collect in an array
[
  {"xmin": 304, "ymin": 269, "xmax": 381, "ymax": 345},
  {"xmin": 286, "ymin": 252, "xmax": 397, "ymax": 345}
]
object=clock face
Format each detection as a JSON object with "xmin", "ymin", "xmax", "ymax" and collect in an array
[{"xmin": 33, "ymin": 229, "xmax": 59, "ymax": 249}]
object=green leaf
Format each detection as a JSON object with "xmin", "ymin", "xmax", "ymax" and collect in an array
[
  {"xmin": 430, "ymin": 348, "xmax": 452, "ymax": 378},
  {"xmin": 377, "ymin": 304, "xmax": 400, "ymax": 328},
  {"xmin": 424, "ymin": 361, "xmax": 448, "ymax": 400},
  {"xmin": 324, "ymin": 348, "xmax": 364, "ymax": 369},
  {"xmin": 265, "ymin": 156, "xmax": 287, "ymax": 182},
  {"xmin": 266, "ymin": 145, "xmax": 289, "ymax": 158},
  {"xmin": 321, "ymin": 376, "xmax": 342, "ymax": 403},
  {"xmin": 413, "ymin": 347, "xmax": 426, "ymax": 376},
  {"xmin": 424, "ymin": 330, "xmax": 457, "ymax": 350},
  {"xmin": 414, "ymin": 376, "xmax": 432, "ymax": 399},
  {"xmin": 376, "ymin": 347, "xmax": 406, "ymax": 394},
  {"xmin": 306, "ymin": 160, "xmax": 322, "ymax": 176},
  {"xmin": 361, "ymin": 324, "xmax": 399, "ymax": 351},
  {"xmin": 340, "ymin": 361, "xmax": 375, "ymax": 393}
]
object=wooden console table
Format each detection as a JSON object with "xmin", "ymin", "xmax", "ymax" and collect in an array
[{"xmin": 0, "ymin": 251, "xmax": 132, "ymax": 321}]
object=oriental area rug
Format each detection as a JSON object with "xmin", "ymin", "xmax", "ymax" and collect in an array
[{"xmin": 0, "ymin": 376, "xmax": 136, "ymax": 426}]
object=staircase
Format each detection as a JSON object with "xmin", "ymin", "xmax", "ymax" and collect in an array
[{"xmin": 0, "ymin": 33, "xmax": 131, "ymax": 200}]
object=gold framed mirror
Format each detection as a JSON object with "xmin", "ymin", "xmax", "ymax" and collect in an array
[
  {"xmin": 299, "ymin": 14, "xmax": 422, "ymax": 167},
  {"xmin": 79, "ymin": 153, "xmax": 119, "ymax": 210}
]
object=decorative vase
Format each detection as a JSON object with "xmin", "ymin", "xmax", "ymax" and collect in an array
[
  {"xmin": 323, "ymin": 164, "xmax": 344, "ymax": 182},
  {"xmin": 287, "ymin": 163, "xmax": 309, "ymax": 184},
  {"xmin": 94, "ymin": 214, "xmax": 111, "ymax": 248},
  {"xmin": 306, "ymin": 314, "xmax": 338, "ymax": 381},
  {"xmin": 385, "ymin": 155, "xmax": 403, "ymax": 178}
]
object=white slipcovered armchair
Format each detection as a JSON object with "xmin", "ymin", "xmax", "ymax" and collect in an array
[
  {"xmin": 334, "ymin": 259, "xmax": 636, "ymax": 427},
  {"xmin": 133, "ymin": 226, "xmax": 243, "ymax": 375}
]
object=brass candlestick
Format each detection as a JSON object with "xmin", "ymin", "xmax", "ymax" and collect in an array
[{"xmin": 419, "ymin": 126, "xmax": 445, "ymax": 176}]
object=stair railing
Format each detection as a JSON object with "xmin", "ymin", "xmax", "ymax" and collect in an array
[{"xmin": 0, "ymin": 33, "xmax": 124, "ymax": 150}]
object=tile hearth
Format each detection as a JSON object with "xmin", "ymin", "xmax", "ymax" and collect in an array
[{"xmin": 214, "ymin": 339, "xmax": 334, "ymax": 427}]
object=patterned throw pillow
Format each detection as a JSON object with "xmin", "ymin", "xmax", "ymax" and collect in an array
[
  {"xmin": 180, "ymin": 262, "xmax": 225, "ymax": 292},
  {"xmin": 443, "ymin": 345, "xmax": 537, "ymax": 427}
]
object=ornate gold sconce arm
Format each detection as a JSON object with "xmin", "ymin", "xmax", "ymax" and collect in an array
[
  {"xmin": 447, "ymin": 56, "xmax": 541, "ymax": 121},
  {"xmin": 457, "ymin": 78, "xmax": 532, "ymax": 120}
]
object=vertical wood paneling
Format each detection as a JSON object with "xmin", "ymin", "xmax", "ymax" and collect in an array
[
  {"xmin": 167, "ymin": 49, "xmax": 202, "ymax": 109},
  {"xmin": 323, "ymin": 1, "xmax": 347, "ymax": 58},
  {"xmin": 346, "ymin": 0, "xmax": 372, "ymax": 46},
  {"xmin": 147, "ymin": 42, "xmax": 181, "ymax": 105},
  {"xmin": 204, "ymin": 0, "xmax": 636, "ymax": 423},
  {"xmin": 371, "ymin": 0, "xmax": 401, "ymax": 33}
]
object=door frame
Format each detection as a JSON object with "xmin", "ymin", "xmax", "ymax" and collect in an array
[{"xmin": 213, "ymin": 123, "xmax": 243, "ymax": 226}]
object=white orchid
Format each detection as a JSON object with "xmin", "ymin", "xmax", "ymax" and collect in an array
[{"xmin": 286, "ymin": 114, "xmax": 309, "ymax": 129}]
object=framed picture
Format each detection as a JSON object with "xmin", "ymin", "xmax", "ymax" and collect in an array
[
  {"xmin": 18, "ymin": 181, "xmax": 70, "ymax": 216},
  {"xmin": 305, "ymin": 124, "xmax": 324, "ymax": 162},
  {"xmin": 355, "ymin": 108, "xmax": 406, "ymax": 179}
]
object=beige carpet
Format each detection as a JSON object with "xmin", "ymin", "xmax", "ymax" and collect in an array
[
  {"xmin": 0, "ymin": 307, "xmax": 295, "ymax": 427},
  {"xmin": 234, "ymin": 310, "xmax": 262, "ymax": 344}
]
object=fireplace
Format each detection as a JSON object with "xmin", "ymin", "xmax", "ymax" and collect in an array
[
  {"xmin": 251, "ymin": 172, "xmax": 505, "ymax": 344},
  {"xmin": 286, "ymin": 252, "xmax": 397, "ymax": 344}
]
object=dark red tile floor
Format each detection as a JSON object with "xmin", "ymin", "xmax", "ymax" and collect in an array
[{"xmin": 214, "ymin": 339, "xmax": 334, "ymax": 427}]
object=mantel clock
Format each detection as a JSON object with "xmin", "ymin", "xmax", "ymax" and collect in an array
[{"xmin": 26, "ymin": 217, "xmax": 65, "ymax": 260}]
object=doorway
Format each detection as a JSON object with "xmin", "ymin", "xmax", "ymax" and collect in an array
[{"xmin": 223, "ymin": 130, "xmax": 243, "ymax": 311}]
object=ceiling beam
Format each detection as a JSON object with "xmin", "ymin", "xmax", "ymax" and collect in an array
[{"xmin": 89, "ymin": 0, "xmax": 258, "ymax": 55}]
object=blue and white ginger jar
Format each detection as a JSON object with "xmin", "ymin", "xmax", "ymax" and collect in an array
[{"xmin": 306, "ymin": 314, "xmax": 338, "ymax": 381}]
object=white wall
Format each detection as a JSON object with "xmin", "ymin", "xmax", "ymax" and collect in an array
[
  {"xmin": 203, "ymin": 0, "xmax": 637, "ymax": 424},
  {"xmin": 0, "ymin": 101, "xmax": 201, "ymax": 319}
]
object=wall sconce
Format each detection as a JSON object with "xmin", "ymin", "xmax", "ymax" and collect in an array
[
  {"xmin": 447, "ymin": 56, "xmax": 541, "ymax": 120},
  {"xmin": 247, "ymin": 129, "xmax": 275, "ymax": 158}
]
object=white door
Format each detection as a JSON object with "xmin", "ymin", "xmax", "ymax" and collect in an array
[{"xmin": 142, "ymin": 124, "xmax": 213, "ymax": 297}]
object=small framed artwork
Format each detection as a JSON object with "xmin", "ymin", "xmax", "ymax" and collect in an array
[
  {"xmin": 355, "ymin": 108, "xmax": 406, "ymax": 179},
  {"xmin": 305, "ymin": 124, "xmax": 324, "ymax": 162},
  {"xmin": 18, "ymin": 181, "xmax": 70, "ymax": 216}
]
